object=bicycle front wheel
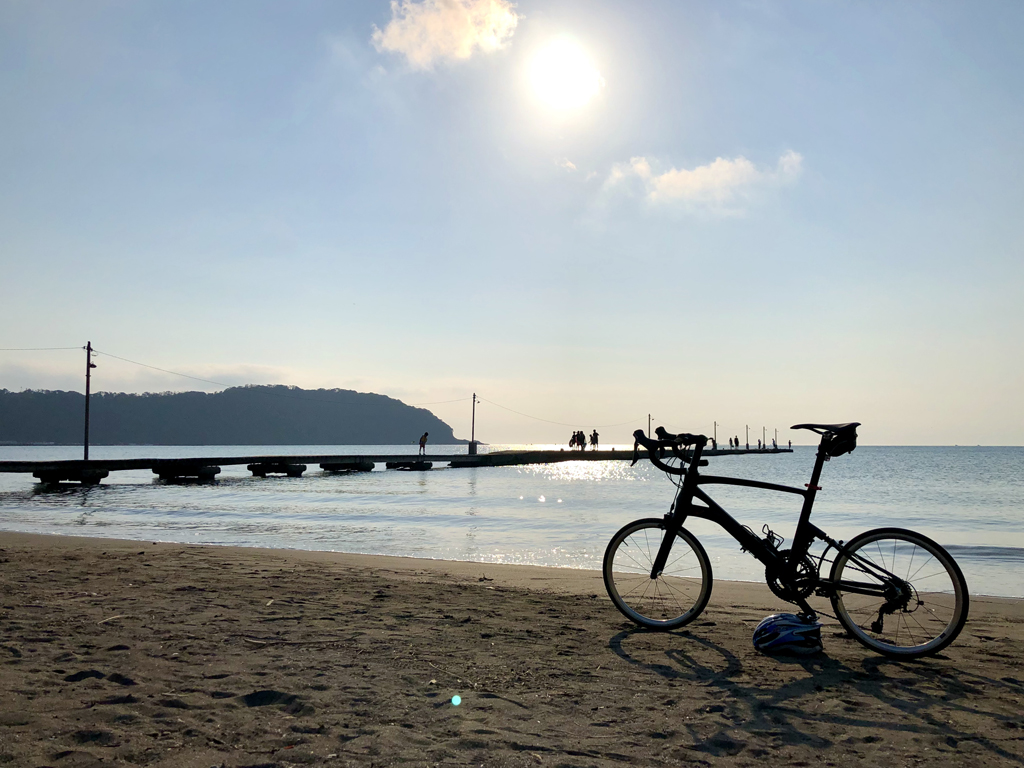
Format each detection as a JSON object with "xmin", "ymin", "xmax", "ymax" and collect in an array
[
  {"xmin": 830, "ymin": 527, "xmax": 969, "ymax": 658},
  {"xmin": 603, "ymin": 518, "xmax": 712, "ymax": 630}
]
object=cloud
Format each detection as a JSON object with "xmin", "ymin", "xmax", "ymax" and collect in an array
[
  {"xmin": 372, "ymin": 0, "xmax": 519, "ymax": 70},
  {"xmin": 558, "ymin": 158, "xmax": 577, "ymax": 171},
  {"xmin": 605, "ymin": 150, "xmax": 803, "ymax": 213}
]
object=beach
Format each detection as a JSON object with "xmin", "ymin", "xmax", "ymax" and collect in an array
[{"xmin": 1, "ymin": 532, "xmax": 1022, "ymax": 767}]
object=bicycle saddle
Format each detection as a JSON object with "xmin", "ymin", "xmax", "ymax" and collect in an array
[{"xmin": 790, "ymin": 422, "xmax": 861, "ymax": 434}]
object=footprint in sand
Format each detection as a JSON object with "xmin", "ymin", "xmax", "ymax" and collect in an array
[{"xmin": 240, "ymin": 689, "xmax": 315, "ymax": 716}]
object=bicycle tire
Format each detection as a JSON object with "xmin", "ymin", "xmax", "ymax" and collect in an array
[
  {"xmin": 603, "ymin": 518, "xmax": 713, "ymax": 630},
  {"xmin": 830, "ymin": 527, "xmax": 969, "ymax": 659}
]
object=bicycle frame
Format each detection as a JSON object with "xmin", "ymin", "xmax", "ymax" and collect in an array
[{"xmin": 650, "ymin": 438, "xmax": 899, "ymax": 614}]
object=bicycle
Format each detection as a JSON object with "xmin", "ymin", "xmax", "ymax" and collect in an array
[{"xmin": 602, "ymin": 423, "xmax": 969, "ymax": 658}]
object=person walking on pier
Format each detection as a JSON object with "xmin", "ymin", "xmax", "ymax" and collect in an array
[
  {"xmin": 757, "ymin": 439, "xmax": 762, "ymax": 451},
  {"xmin": 419, "ymin": 432, "xmax": 429, "ymax": 455},
  {"xmin": 590, "ymin": 430, "xmax": 599, "ymax": 451}
]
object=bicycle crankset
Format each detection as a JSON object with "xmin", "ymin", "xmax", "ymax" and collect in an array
[{"xmin": 765, "ymin": 550, "xmax": 818, "ymax": 601}]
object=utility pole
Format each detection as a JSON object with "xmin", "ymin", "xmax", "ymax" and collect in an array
[
  {"xmin": 763, "ymin": 426, "xmax": 766, "ymax": 450},
  {"xmin": 648, "ymin": 414, "xmax": 651, "ymax": 439},
  {"xmin": 745, "ymin": 424, "xmax": 749, "ymax": 450},
  {"xmin": 83, "ymin": 341, "xmax": 97, "ymax": 460},
  {"xmin": 713, "ymin": 421, "xmax": 718, "ymax": 446},
  {"xmin": 469, "ymin": 393, "xmax": 477, "ymax": 455}
]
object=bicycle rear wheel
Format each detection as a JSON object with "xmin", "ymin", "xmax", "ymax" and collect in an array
[
  {"xmin": 830, "ymin": 527, "xmax": 969, "ymax": 658},
  {"xmin": 603, "ymin": 518, "xmax": 712, "ymax": 630}
]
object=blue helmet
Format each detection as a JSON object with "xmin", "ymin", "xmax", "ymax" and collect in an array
[{"xmin": 752, "ymin": 613, "xmax": 823, "ymax": 655}]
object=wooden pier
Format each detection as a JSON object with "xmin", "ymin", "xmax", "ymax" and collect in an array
[{"xmin": 0, "ymin": 447, "xmax": 793, "ymax": 485}]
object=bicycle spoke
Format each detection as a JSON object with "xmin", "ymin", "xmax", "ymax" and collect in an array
[
  {"xmin": 875, "ymin": 541, "xmax": 887, "ymax": 572},
  {"xmin": 904, "ymin": 608, "xmax": 937, "ymax": 636},
  {"xmin": 616, "ymin": 576, "xmax": 652, "ymax": 601},
  {"xmin": 664, "ymin": 546, "xmax": 695, "ymax": 571},
  {"xmin": 642, "ymin": 529, "xmax": 654, "ymax": 567},
  {"xmin": 910, "ymin": 569, "xmax": 952, "ymax": 585},
  {"xmin": 905, "ymin": 545, "xmax": 917, "ymax": 582},
  {"xmin": 617, "ymin": 544, "xmax": 652, "ymax": 574},
  {"xmin": 907, "ymin": 555, "xmax": 940, "ymax": 582},
  {"xmin": 659, "ymin": 574, "xmax": 699, "ymax": 603},
  {"xmin": 654, "ymin": 578, "xmax": 685, "ymax": 617},
  {"xmin": 919, "ymin": 600, "xmax": 955, "ymax": 621},
  {"xmin": 631, "ymin": 578, "xmax": 654, "ymax": 610}
]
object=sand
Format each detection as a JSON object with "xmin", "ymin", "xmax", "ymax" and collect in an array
[{"xmin": 1, "ymin": 531, "xmax": 1022, "ymax": 768}]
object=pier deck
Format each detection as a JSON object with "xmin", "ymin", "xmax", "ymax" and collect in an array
[{"xmin": 0, "ymin": 447, "xmax": 793, "ymax": 484}]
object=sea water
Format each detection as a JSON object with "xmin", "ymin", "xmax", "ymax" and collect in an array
[{"xmin": 0, "ymin": 445, "xmax": 1021, "ymax": 597}]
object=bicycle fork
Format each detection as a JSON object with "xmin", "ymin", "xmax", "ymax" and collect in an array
[
  {"xmin": 649, "ymin": 468, "xmax": 697, "ymax": 579},
  {"xmin": 650, "ymin": 515, "xmax": 681, "ymax": 579}
]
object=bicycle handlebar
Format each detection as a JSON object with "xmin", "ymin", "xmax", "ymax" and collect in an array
[{"xmin": 631, "ymin": 428, "xmax": 709, "ymax": 474}]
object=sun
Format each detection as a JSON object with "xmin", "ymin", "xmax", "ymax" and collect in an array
[{"xmin": 528, "ymin": 39, "xmax": 604, "ymax": 111}]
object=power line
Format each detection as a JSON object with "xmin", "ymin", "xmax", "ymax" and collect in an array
[
  {"xmin": 407, "ymin": 397, "xmax": 472, "ymax": 406},
  {"xmin": 0, "ymin": 346, "xmax": 81, "ymax": 351},
  {"xmin": 93, "ymin": 350, "xmax": 235, "ymax": 388},
  {"xmin": 92, "ymin": 348, "xmax": 467, "ymax": 411},
  {"xmin": 650, "ymin": 415, "xmax": 682, "ymax": 430},
  {"xmin": 479, "ymin": 397, "xmax": 642, "ymax": 429}
]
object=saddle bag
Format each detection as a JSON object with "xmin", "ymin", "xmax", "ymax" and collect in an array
[{"xmin": 825, "ymin": 427, "xmax": 858, "ymax": 457}]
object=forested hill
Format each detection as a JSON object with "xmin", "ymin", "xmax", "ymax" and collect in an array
[{"xmin": 0, "ymin": 386, "xmax": 463, "ymax": 446}]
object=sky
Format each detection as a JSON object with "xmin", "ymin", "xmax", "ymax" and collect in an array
[{"xmin": 1, "ymin": 0, "xmax": 1022, "ymax": 445}]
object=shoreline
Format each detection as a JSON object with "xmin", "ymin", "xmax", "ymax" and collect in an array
[
  {"xmin": 3, "ymin": 530, "xmax": 1021, "ymax": 603},
  {"xmin": 2, "ymin": 531, "xmax": 1023, "ymax": 766}
]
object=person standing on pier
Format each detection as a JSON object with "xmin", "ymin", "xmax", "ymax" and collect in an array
[
  {"xmin": 772, "ymin": 438, "xmax": 777, "ymax": 450},
  {"xmin": 758, "ymin": 439, "xmax": 762, "ymax": 450},
  {"xmin": 419, "ymin": 432, "xmax": 428, "ymax": 455},
  {"xmin": 590, "ymin": 430, "xmax": 599, "ymax": 450}
]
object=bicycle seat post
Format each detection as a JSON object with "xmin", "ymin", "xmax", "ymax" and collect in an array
[{"xmin": 790, "ymin": 435, "xmax": 831, "ymax": 556}]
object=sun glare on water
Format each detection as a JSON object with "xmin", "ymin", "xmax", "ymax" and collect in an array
[{"xmin": 528, "ymin": 39, "xmax": 604, "ymax": 111}]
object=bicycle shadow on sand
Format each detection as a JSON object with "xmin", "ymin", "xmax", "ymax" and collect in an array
[{"xmin": 607, "ymin": 624, "xmax": 1024, "ymax": 763}]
